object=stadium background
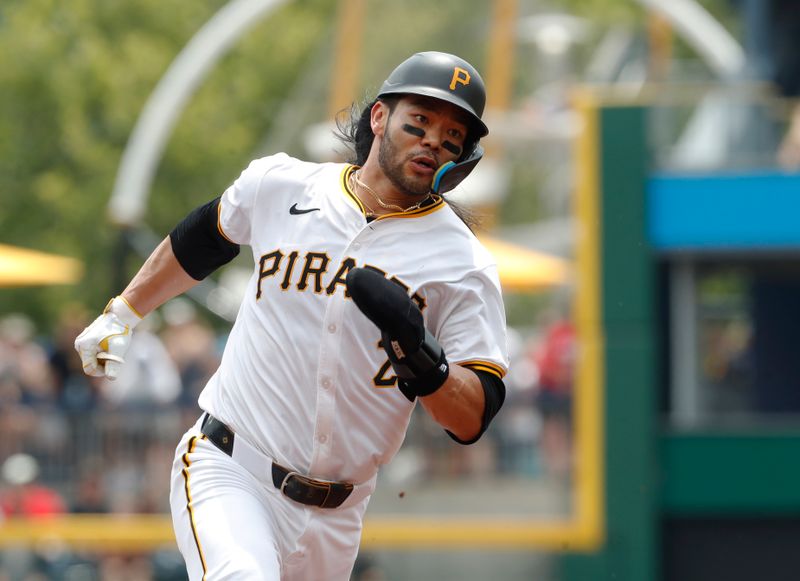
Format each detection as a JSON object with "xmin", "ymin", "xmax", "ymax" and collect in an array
[{"xmin": 2, "ymin": 0, "xmax": 800, "ymax": 579}]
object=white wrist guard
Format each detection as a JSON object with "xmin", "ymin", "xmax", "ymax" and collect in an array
[
  {"xmin": 74, "ymin": 296, "xmax": 143, "ymax": 380},
  {"xmin": 104, "ymin": 296, "xmax": 143, "ymax": 328}
]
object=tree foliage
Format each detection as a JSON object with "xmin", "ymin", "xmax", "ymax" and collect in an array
[{"xmin": 0, "ymin": 0, "xmax": 335, "ymax": 326}]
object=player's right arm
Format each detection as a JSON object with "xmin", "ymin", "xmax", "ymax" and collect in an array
[
  {"xmin": 123, "ymin": 192, "xmax": 245, "ymax": 314},
  {"xmin": 75, "ymin": 197, "xmax": 240, "ymax": 379},
  {"xmin": 121, "ymin": 236, "xmax": 200, "ymax": 317}
]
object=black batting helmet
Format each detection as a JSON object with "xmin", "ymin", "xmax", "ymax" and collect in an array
[{"xmin": 377, "ymin": 51, "xmax": 489, "ymax": 138}]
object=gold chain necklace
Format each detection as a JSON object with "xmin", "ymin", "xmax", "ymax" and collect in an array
[{"xmin": 349, "ymin": 169, "xmax": 431, "ymax": 216}]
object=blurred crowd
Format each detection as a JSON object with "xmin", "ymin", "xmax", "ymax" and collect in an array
[
  {"xmin": 0, "ymin": 299, "xmax": 221, "ymax": 516},
  {"xmin": 0, "ymin": 300, "xmax": 222, "ymax": 580}
]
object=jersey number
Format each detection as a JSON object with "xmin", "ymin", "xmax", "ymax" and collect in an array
[{"xmin": 373, "ymin": 339, "xmax": 397, "ymax": 387}]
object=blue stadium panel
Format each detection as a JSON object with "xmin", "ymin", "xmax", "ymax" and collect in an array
[{"xmin": 647, "ymin": 171, "xmax": 800, "ymax": 250}]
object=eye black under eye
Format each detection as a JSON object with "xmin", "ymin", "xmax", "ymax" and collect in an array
[
  {"xmin": 402, "ymin": 124, "xmax": 425, "ymax": 138},
  {"xmin": 442, "ymin": 141, "xmax": 462, "ymax": 156}
]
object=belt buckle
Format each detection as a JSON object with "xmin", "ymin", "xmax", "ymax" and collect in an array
[
  {"xmin": 279, "ymin": 470, "xmax": 301, "ymax": 494},
  {"xmin": 281, "ymin": 471, "xmax": 335, "ymax": 508}
]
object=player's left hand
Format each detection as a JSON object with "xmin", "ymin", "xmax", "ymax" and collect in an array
[
  {"xmin": 346, "ymin": 268, "xmax": 449, "ymax": 398},
  {"xmin": 74, "ymin": 296, "xmax": 142, "ymax": 380}
]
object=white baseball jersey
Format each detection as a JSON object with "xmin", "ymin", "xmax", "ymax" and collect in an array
[{"xmin": 198, "ymin": 152, "xmax": 508, "ymax": 486}]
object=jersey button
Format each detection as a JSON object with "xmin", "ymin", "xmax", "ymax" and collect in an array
[
  {"xmin": 318, "ymin": 435, "xmax": 328, "ymax": 443},
  {"xmin": 322, "ymin": 379, "xmax": 331, "ymax": 389},
  {"xmin": 327, "ymin": 324, "xmax": 337, "ymax": 333},
  {"xmin": 353, "ymin": 242, "xmax": 361, "ymax": 250}
]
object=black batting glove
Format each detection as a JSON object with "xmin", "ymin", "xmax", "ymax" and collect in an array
[{"xmin": 346, "ymin": 268, "xmax": 449, "ymax": 399}]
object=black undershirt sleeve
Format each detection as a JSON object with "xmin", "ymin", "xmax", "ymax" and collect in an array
[
  {"xmin": 445, "ymin": 368, "xmax": 507, "ymax": 446},
  {"xmin": 169, "ymin": 197, "xmax": 240, "ymax": 281}
]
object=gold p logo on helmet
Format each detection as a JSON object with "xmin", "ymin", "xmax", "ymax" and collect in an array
[{"xmin": 449, "ymin": 67, "xmax": 471, "ymax": 90}]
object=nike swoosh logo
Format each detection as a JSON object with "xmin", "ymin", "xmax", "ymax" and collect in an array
[{"xmin": 289, "ymin": 203, "xmax": 320, "ymax": 215}]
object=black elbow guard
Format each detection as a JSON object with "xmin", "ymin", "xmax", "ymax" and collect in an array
[
  {"xmin": 170, "ymin": 197, "xmax": 240, "ymax": 280},
  {"xmin": 446, "ymin": 368, "xmax": 506, "ymax": 445}
]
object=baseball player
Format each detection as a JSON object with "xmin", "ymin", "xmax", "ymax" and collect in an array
[{"xmin": 75, "ymin": 51, "xmax": 508, "ymax": 580}]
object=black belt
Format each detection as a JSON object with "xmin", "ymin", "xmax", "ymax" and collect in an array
[{"xmin": 200, "ymin": 413, "xmax": 353, "ymax": 509}]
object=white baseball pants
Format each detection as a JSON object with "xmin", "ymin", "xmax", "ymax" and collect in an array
[{"xmin": 169, "ymin": 417, "xmax": 371, "ymax": 580}]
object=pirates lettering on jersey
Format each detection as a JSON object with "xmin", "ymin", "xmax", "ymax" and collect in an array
[
  {"xmin": 297, "ymin": 252, "xmax": 331, "ymax": 294},
  {"xmin": 256, "ymin": 250, "xmax": 283, "ymax": 299},
  {"xmin": 256, "ymin": 247, "xmax": 425, "ymax": 309},
  {"xmin": 280, "ymin": 251, "xmax": 300, "ymax": 290},
  {"xmin": 325, "ymin": 258, "xmax": 356, "ymax": 297}
]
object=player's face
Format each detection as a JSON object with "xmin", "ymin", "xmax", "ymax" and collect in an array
[{"xmin": 378, "ymin": 96, "xmax": 469, "ymax": 197}]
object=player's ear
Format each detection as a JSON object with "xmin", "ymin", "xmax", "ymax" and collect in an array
[{"xmin": 370, "ymin": 100, "xmax": 390, "ymax": 137}]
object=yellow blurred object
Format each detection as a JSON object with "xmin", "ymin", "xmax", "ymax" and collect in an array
[
  {"xmin": 0, "ymin": 244, "xmax": 84, "ymax": 287},
  {"xmin": 478, "ymin": 235, "xmax": 570, "ymax": 291},
  {"xmin": 647, "ymin": 11, "xmax": 673, "ymax": 81}
]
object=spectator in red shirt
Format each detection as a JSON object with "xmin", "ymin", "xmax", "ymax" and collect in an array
[
  {"xmin": 533, "ymin": 316, "xmax": 576, "ymax": 481},
  {"xmin": 0, "ymin": 453, "xmax": 66, "ymax": 518}
]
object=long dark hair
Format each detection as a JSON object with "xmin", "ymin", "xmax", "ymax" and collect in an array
[
  {"xmin": 333, "ymin": 97, "xmax": 481, "ymax": 230},
  {"xmin": 334, "ymin": 97, "xmax": 396, "ymax": 165}
]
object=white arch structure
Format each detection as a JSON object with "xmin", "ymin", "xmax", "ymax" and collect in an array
[{"xmin": 108, "ymin": 0, "xmax": 290, "ymax": 226}]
